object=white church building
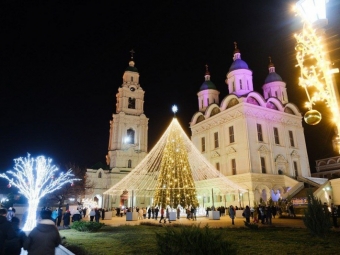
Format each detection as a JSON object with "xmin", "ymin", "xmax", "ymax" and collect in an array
[
  {"xmin": 86, "ymin": 46, "xmax": 312, "ymax": 209},
  {"xmin": 86, "ymin": 56, "xmax": 149, "ymax": 209},
  {"xmin": 190, "ymin": 45, "xmax": 311, "ymax": 205}
]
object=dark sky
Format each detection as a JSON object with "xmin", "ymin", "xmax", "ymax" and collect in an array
[{"xmin": 1, "ymin": 1, "xmax": 340, "ymax": 177}]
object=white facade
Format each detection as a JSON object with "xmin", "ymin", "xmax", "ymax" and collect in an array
[
  {"xmin": 190, "ymin": 46, "xmax": 311, "ymax": 205},
  {"xmin": 86, "ymin": 58, "xmax": 148, "ymax": 208}
]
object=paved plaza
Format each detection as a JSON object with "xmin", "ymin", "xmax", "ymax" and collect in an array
[{"xmin": 90, "ymin": 214, "xmax": 307, "ymax": 229}]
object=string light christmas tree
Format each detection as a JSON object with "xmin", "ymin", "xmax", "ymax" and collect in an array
[
  {"xmin": 0, "ymin": 154, "xmax": 80, "ymax": 231},
  {"xmin": 104, "ymin": 109, "xmax": 245, "ymax": 207},
  {"xmin": 153, "ymin": 113, "xmax": 198, "ymax": 208}
]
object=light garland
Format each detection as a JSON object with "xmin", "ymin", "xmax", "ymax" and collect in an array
[
  {"xmin": 104, "ymin": 118, "xmax": 246, "ymax": 207},
  {"xmin": 153, "ymin": 118, "xmax": 198, "ymax": 208},
  {"xmin": 0, "ymin": 154, "xmax": 80, "ymax": 231},
  {"xmin": 294, "ymin": 0, "xmax": 340, "ymax": 152}
]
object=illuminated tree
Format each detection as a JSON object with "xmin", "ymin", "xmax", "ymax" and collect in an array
[
  {"xmin": 153, "ymin": 118, "xmax": 198, "ymax": 208},
  {"xmin": 0, "ymin": 154, "xmax": 80, "ymax": 231},
  {"xmin": 44, "ymin": 163, "xmax": 94, "ymax": 206}
]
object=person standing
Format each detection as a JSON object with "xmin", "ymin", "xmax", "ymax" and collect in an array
[
  {"xmin": 176, "ymin": 207, "xmax": 180, "ymax": 219},
  {"xmin": 101, "ymin": 208, "xmax": 105, "ymax": 220},
  {"xmin": 147, "ymin": 207, "xmax": 152, "ymax": 219},
  {"xmin": 89, "ymin": 209, "xmax": 95, "ymax": 222},
  {"xmin": 159, "ymin": 207, "xmax": 166, "ymax": 223},
  {"xmin": 331, "ymin": 203, "xmax": 338, "ymax": 228},
  {"xmin": 57, "ymin": 207, "xmax": 63, "ymax": 227},
  {"xmin": 23, "ymin": 209, "xmax": 61, "ymax": 255},
  {"xmin": 192, "ymin": 206, "xmax": 197, "ymax": 221},
  {"xmin": 0, "ymin": 208, "xmax": 16, "ymax": 255},
  {"xmin": 51, "ymin": 209, "xmax": 58, "ymax": 225},
  {"xmin": 271, "ymin": 205, "xmax": 277, "ymax": 218},
  {"xmin": 166, "ymin": 207, "xmax": 171, "ymax": 223},
  {"xmin": 229, "ymin": 205, "xmax": 235, "ymax": 225},
  {"xmin": 6, "ymin": 207, "xmax": 15, "ymax": 222},
  {"xmin": 289, "ymin": 204, "xmax": 296, "ymax": 218},
  {"xmin": 72, "ymin": 210, "xmax": 82, "ymax": 222},
  {"xmin": 4, "ymin": 216, "xmax": 27, "ymax": 255},
  {"xmin": 95, "ymin": 208, "xmax": 100, "ymax": 223},
  {"xmin": 243, "ymin": 205, "xmax": 251, "ymax": 223},
  {"xmin": 154, "ymin": 207, "xmax": 159, "ymax": 220},
  {"xmin": 63, "ymin": 210, "xmax": 71, "ymax": 229},
  {"xmin": 151, "ymin": 207, "xmax": 155, "ymax": 219}
]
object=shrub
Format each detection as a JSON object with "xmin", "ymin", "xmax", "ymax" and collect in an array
[
  {"xmin": 303, "ymin": 190, "xmax": 332, "ymax": 237},
  {"xmin": 244, "ymin": 221, "xmax": 258, "ymax": 230},
  {"xmin": 155, "ymin": 224, "xmax": 236, "ymax": 255},
  {"xmin": 70, "ymin": 221, "xmax": 105, "ymax": 232}
]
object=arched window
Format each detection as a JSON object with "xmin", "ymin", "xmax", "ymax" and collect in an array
[
  {"xmin": 126, "ymin": 129, "xmax": 135, "ymax": 144},
  {"xmin": 98, "ymin": 172, "xmax": 102, "ymax": 178},
  {"xmin": 128, "ymin": 98, "xmax": 136, "ymax": 109},
  {"xmin": 128, "ymin": 159, "xmax": 132, "ymax": 168}
]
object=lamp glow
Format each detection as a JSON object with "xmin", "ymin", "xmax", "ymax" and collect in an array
[{"xmin": 172, "ymin": 105, "xmax": 178, "ymax": 114}]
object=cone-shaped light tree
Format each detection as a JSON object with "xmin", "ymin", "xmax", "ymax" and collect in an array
[
  {"xmin": 0, "ymin": 154, "xmax": 80, "ymax": 231},
  {"xmin": 153, "ymin": 117, "xmax": 198, "ymax": 208}
]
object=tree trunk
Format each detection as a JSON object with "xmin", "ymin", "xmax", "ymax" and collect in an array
[{"xmin": 23, "ymin": 198, "xmax": 39, "ymax": 231}]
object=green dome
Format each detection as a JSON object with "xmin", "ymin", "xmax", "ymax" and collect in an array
[
  {"xmin": 199, "ymin": 80, "xmax": 217, "ymax": 91},
  {"xmin": 125, "ymin": 65, "xmax": 138, "ymax": 72}
]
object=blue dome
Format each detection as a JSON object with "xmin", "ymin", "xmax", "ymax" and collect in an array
[
  {"xmin": 199, "ymin": 80, "xmax": 217, "ymax": 91},
  {"xmin": 229, "ymin": 59, "xmax": 249, "ymax": 72},
  {"xmin": 264, "ymin": 72, "xmax": 282, "ymax": 83}
]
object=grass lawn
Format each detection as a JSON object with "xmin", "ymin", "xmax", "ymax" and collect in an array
[{"xmin": 60, "ymin": 224, "xmax": 339, "ymax": 255}]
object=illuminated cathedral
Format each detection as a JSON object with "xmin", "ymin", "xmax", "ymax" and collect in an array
[{"xmin": 87, "ymin": 45, "xmax": 312, "ymax": 208}]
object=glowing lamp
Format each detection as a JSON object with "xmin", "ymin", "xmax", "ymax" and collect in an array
[
  {"xmin": 296, "ymin": 0, "xmax": 328, "ymax": 26},
  {"xmin": 304, "ymin": 109, "xmax": 322, "ymax": 125},
  {"xmin": 172, "ymin": 105, "xmax": 178, "ymax": 114}
]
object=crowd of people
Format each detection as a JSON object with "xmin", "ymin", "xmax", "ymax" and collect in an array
[{"xmin": 0, "ymin": 207, "xmax": 61, "ymax": 255}]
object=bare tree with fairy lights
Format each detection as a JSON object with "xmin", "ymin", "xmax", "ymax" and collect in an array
[{"xmin": 0, "ymin": 154, "xmax": 80, "ymax": 231}]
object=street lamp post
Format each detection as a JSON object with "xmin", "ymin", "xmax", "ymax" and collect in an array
[{"xmin": 294, "ymin": 0, "xmax": 340, "ymax": 153}]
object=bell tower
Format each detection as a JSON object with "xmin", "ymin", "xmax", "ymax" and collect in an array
[{"xmin": 107, "ymin": 51, "xmax": 148, "ymax": 170}]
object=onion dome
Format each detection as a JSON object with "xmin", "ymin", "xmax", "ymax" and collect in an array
[
  {"xmin": 229, "ymin": 42, "xmax": 249, "ymax": 72},
  {"xmin": 199, "ymin": 64, "xmax": 217, "ymax": 91},
  {"xmin": 264, "ymin": 57, "xmax": 282, "ymax": 83},
  {"xmin": 125, "ymin": 60, "xmax": 138, "ymax": 72},
  {"xmin": 126, "ymin": 49, "xmax": 138, "ymax": 72}
]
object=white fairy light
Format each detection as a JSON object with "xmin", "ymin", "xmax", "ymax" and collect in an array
[
  {"xmin": 0, "ymin": 154, "xmax": 80, "ymax": 231},
  {"xmin": 104, "ymin": 118, "xmax": 246, "ymax": 204}
]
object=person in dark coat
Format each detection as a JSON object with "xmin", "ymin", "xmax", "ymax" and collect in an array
[
  {"xmin": 0, "ymin": 208, "xmax": 16, "ymax": 255},
  {"xmin": 95, "ymin": 208, "xmax": 100, "ymax": 223},
  {"xmin": 63, "ymin": 210, "xmax": 71, "ymax": 228},
  {"xmin": 23, "ymin": 210, "xmax": 61, "ymax": 255},
  {"xmin": 72, "ymin": 210, "xmax": 82, "ymax": 222},
  {"xmin": 229, "ymin": 205, "xmax": 236, "ymax": 225},
  {"xmin": 243, "ymin": 205, "xmax": 251, "ymax": 223},
  {"xmin": 4, "ymin": 216, "xmax": 27, "ymax": 255},
  {"xmin": 101, "ymin": 208, "xmax": 105, "ymax": 220},
  {"xmin": 154, "ymin": 207, "xmax": 159, "ymax": 220},
  {"xmin": 57, "ymin": 207, "xmax": 63, "ymax": 226}
]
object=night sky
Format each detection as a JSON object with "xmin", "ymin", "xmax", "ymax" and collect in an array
[{"xmin": 1, "ymin": 1, "xmax": 340, "ymax": 180}]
